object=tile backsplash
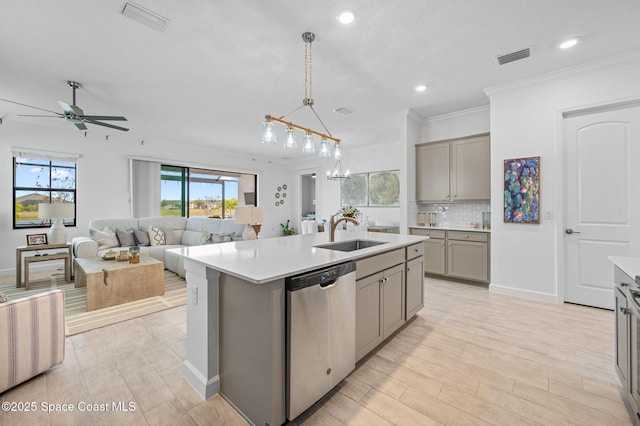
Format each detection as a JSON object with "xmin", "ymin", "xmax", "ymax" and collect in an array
[{"xmin": 416, "ymin": 202, "xmax": 490, "ymax": 228}]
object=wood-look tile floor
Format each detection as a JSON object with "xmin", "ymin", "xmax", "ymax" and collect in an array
[{"xmin": 0, "ymin": 277, "xmax": 631, "ymax": 425}]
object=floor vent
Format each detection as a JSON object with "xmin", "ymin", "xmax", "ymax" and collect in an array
[{"xmin": 496, "ymin": 48, "xmax": 531, "ymax": 65}]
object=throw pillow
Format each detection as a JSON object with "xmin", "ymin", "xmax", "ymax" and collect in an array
[
  {"xmin": 161, "ymin": 227, "xmax": 180, "ymax": 245},
  {"xmin": 199, "ymin": 230, "xmax": 211, "ymax": 244},
  {"xmin": 211, "ymin": 233, "xmax": 233, "ymax": 243},
  {"xmin": 0, "ymin": 292, "xmax": 8, "ymax": 303},
  {"xmin": 89, "ymin": 227, "xmax": 120, "ymax": 250},
  {"xmin": 148, "ymin": 226, "xmax": 166, "ymax": 246},
  {"xmin": 134, "ymin": 229, "xmax": 150, "ymax": 247},
  {"xmin": 115, "ymin": 228, "xmax": 137, "ymax": 247}
]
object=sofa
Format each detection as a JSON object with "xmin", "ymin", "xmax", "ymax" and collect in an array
[
  {"xmin": 0, "ymin": 289, "xmax": 65, "ymax": 394},
  {"xmin": 72, "ymin": 216, "xmax": 247, "ymax": 277}
]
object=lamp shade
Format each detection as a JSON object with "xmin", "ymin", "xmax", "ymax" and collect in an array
[
  {"xmin": 38, "ymin": 203, "xmax": 75, "ymax": 220},
  {"xmin": 235, "ymin": 206, "xmax": 263, "ymax": 224}
]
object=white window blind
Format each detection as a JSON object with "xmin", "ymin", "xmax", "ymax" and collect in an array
[{"xmin": 130, "ymin": 159, "xmax": 161, "ymax": 218}]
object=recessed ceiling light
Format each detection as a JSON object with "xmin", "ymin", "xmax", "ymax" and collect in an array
[
  {"xmin": 337, "ymin": 9, "xmax": 356, "ymax": 25},
  {"xmin": 559, "ymin": 37, "xmax": 580, "ymax": 49},
  {"xmin": 415, "ymin": 85, "xmax": 427, "ymax": 92}
]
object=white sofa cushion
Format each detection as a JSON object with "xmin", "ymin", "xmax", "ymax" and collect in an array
[
  {"xmin": 89, "ymin": 227, "xmax": 119, "ymax": 250},
  {"xmin": 182, "ymin": 217, "xmax": 206, "ymax": 246},
  {"xmin": 139, "ymin": 216, "xmax": 186, "ymax": 246}
]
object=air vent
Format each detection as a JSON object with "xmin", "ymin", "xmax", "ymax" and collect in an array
[
  {"xmin": 333, "ymin": 107, "xmax": 353, "ymax": 116},
  {"xmin": 496, "ymin": 47, "xmax": 531, "ymax": 65},
  {"xmin": 121, "ymin": 2, "xmax": 170, "ymax": 32}
]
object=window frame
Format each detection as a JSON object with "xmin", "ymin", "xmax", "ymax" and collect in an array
[
  {"xmin": 160, "ymin": 164, "xmax": 256, "ymax": 219},
  {"xmin": 13, "ymin": 157, "xmax": 77, "ymax": 230}
]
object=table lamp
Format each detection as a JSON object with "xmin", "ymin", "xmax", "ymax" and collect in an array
[
  {"xmin": 38, "ymin": 202, "xmax": 75, "ymax": 245},
  {"xmin": 235, "ymin": 206, "xmax": 263, "ymax": 240}
]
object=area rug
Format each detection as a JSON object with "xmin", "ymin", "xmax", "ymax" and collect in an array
[{"xmin": 0, "ymin": 270, "xmax": 186, "ymax": 336}]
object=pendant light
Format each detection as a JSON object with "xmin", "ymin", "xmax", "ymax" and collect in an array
[{"xmin": 262, "ymin": 32, "xmax": 350, "ymax": 180}]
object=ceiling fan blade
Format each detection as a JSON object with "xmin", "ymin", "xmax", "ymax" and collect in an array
[
  {"xmin": 72, "ymin": 121, "xmax": 88, "ymax": 130},
  {"xmin": 17, "ymin": 114, "xmax": 63, "ymax": 118},
  {"xmin": 58, "ymin": 101, "xmax": 84, "ymax": 116},
  {"xmin": 0, "ymin": 98, "xmax": 62, "ymax": 115},
  {"xmin": 84, "ymin": 119, "xmax": 129, "ymax": 132},
  {"xmin": 81, "ymin": 115, "xmax": 128, "ymax": 121}
]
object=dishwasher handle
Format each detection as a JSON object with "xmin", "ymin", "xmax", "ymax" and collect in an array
[{"xmin": 286, "ymin": 261, "xmax": 356, "ymax": 291}]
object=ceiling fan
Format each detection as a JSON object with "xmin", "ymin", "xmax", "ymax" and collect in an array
[{"xmin": 0, "ymin": 80, "xmax": 129, "ymax": 132}]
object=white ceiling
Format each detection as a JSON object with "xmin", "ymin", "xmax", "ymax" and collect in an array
[{"xmin": 2, "ymin": 0, "xmax": 640, "ymax": 161}]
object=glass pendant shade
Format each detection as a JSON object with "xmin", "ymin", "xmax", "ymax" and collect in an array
[
  {"xmin": 333, "ymin": 142, "xmax": 342, "ymax": 160},
  {"xmin": 262, "ymin": 120, "xmax": 277, "ymax": 144},
  {"xmin": 284, "ymin": 126, "xmax": 297, "ymax": 149},
  {"xmin": 302, "ymin": 132, "xmax": 315, "ymax": 154},
  {"xmin": 319, "ymin": 137, "xmax": 331, "ymax": 157}
]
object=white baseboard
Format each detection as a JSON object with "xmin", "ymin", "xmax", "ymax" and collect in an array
[{"xmin": 489, "ymin": 283, "xmax": 559, "ymax": 304}]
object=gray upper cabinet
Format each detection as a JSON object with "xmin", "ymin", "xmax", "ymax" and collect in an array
[
  {"xmin": 416, "ymin": 142, "xmax": 450, "ymax": 202},
  {"xmin": 416, "ymin": 133, "xmax": 490, "ymax": 203}
]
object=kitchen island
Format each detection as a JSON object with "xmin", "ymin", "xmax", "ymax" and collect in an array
[{"xmin": 168, "ymin": 230, "xmax": 427, "ymax": 425}]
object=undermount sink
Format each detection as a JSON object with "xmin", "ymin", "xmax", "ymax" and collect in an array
[{"xmin": 314, "ymin": 239, "xmax": 387, "ymax": 252}]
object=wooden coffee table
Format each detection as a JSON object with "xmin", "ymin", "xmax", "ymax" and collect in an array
[{"xmin": 74, "ymin": 255, "xmax": 164, "ymax": 311}]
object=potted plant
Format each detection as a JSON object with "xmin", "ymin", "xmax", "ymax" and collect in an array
[
  {"xmin": 340, "ymin": 205, "xmax": 360, "ymax": 218},
  {"xmin": 281, "ymin": 219, "xmax": 296, "ymax": 235}
]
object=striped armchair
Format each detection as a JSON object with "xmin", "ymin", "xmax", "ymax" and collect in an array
[{"xmin": 0, "ymin": 290, "xmax": 65, "ymax": 393}]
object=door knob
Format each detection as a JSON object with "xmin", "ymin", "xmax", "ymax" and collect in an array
[{"xmin": 565, "ymin": 229, "xmax": 581, "ymax": 235}]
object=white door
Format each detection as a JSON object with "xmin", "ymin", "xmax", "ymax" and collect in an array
[{"xmin": 564, "ymin": 105, "xmax": 640, "ymax": 309}]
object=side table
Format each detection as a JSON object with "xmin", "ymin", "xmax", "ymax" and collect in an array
[{"xmin": 16, "ymin": 243, "xmax": 72, "ymax": 290}]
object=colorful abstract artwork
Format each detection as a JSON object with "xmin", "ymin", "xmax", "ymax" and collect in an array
[{"xmin": 504, "ymin": 156, "xmax": 540, "ymax": 224}]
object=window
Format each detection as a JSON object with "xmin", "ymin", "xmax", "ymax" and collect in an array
[
  {"xmin": 14, "ymin": 157, "xmax": 77, "ymax": 229},
  {"xmin": 160, "ymin": 165, "xmax": 256, "ymax": 219}
]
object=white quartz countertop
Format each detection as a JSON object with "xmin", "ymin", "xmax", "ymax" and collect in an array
[
  {"xmin": 609, "ymin": 256, "xmax": 640, "ymax": 279},
  {"xmin": 409, "ymin": 225, "xmax": 491, "ymax": 233},
  {"xmin": 168, "ymin": 231, "xmax": 428, "ymax": 284}
]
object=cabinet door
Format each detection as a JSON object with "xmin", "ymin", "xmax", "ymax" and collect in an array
[
  {"xmin": 447, "ymin": 240, "xmax": 488, "ymax": 282},
  {"xmin": 406, "ymin": 257, "xmax": 424, "ymax": 319},
  {"xmin": 424, "ymin": 239, "xmax": 446, "ymax": 275},
  {"xmin": 451, "ymin": 134, "xmax": 490, "ymax": 200},
  {"xmin": 356, "ymin": 272, "xmax": 383, "ymax": 361},
  {"xmin": 382, "ymin": 265, "xmax": 405, "ymax": 338},
  {"xmin": 615, "ymin": 286, "xmax": 629, "ymax": 390},
  {"xmin": 416, "ymin": 142, "xmax": 450, "ymax": 202}
]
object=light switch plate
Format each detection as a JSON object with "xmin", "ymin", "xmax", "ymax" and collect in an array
[{"xmin": 543, "ymin": 209, "xmax": 553, "ymax": 219}]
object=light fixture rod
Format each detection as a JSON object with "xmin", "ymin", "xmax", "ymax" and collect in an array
[{"xmin": 265, "ymin": 114, "xmax": 340, "ymax": 143}]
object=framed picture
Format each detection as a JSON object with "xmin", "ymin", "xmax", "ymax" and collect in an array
[
  {"xmin": 369, "ymin": 170, "xmax": 400, "ymax": 207},
  {"xmin": 504, "ymin": 156, "xmax": 540, "ymax": 224},
  {"xmin": 27, "ymin": 233, "xmax": 48, "ymax": 246},
  {"xmin": 341, "ymin": 173, "xmax": 368, "ymax": 207}
]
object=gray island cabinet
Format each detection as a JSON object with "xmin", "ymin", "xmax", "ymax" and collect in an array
[{"xmin": 169, "ymin": 231, "xmax": 427, "ymax": 425}]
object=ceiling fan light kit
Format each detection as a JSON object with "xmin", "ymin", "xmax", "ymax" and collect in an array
[{"xmin": 261, "ymin": 31, "xmax": 350, "ymax": 180}]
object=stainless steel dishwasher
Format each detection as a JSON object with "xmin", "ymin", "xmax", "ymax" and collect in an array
[{"xmin": 286, "ymin": 261, "xmax": 356, "ymax": 420}]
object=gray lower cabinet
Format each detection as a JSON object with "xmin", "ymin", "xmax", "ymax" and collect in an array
[
  {"xmin": 447, "ymin": 231, "xmax": 488, "ymax": 282},
  {"xmin": 615, "ymin": 285, "xmax": 629, "ymax": 390},
  {"xmin": 355, "ymin": 263, "xmax": 405, "ymax": 362},
  {"xmin": 405, "ymin": 244, "xmax": 425, "ymax": 319},
  {"xmin": 409, "ymin": 228, "xmax": 490, "ymax": 283}
]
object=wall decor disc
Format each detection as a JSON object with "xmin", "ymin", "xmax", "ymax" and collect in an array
[
  {"xmin": 283, "ymin": 193, "xmax": 287, "ymax": 198},
  {"xmin": 275, "ymin": 201, "xmax": 280, "ymax": 206},
  {"xmin": 280, "ymin": 199, "xmax": 285, "ymax": 204},
  {"xmin": 276, "ymin": 193, "xmax": 280, "ymax": 198},
  {"xmin": 283, "ymin": 184, "xmax": 288, "ymax": 190},
  {"xmin": 277, "ymin": 186, "xmax": 282, "ymax": 191}
]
